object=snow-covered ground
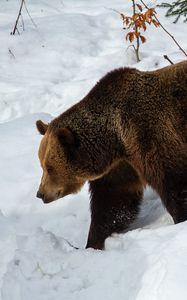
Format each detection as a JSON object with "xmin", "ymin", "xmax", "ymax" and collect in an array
[{"xmin": 0, "ymin": 0, "xmax": 187, "ymax": 299}]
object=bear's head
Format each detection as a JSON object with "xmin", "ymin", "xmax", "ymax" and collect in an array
[{"xmin": 36, "ymin": 120, "xmax": 100, "ymax": 203}]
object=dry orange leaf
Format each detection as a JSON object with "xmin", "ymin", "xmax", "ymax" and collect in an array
[
  {"xmin": 140, "ymin": 35, "xmax": 146, "ymax": 43},
  {"xmin": 126, "ymin": 32, "xmax": 135, "ymax": 42},
  {"xmin": 152, "ymin": 19, "xmax": 160, "ymax": 27}
]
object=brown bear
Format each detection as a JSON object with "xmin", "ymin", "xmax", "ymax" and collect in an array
[{"xmin": 36, "ymin": 60, "xmax": 187, "ymax": 250}]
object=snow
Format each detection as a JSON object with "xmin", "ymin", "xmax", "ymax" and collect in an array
[{"xmin": 0, "ymin": 0, "xmax": 187, "ymax": 299}]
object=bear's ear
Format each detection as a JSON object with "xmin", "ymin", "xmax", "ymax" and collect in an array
[
  {"xmin": 36, "ymin": 120, "xmax": 48, "ymax": 135},
  {"xmin": 56, "ymin": 127, "xmax": 75, "ymax": 146}
]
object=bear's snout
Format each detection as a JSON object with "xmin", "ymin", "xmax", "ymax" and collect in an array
[
  {"xmin": 36, "ymin": 189, "xmax": 59, "ymax": 204},
  {"xmin": 36, "ymin": 191, "xmax": 44, "ymax": 199},
  {"xmin": 36, "ymin": 190, "xmax": 52, "ymax": 203}
]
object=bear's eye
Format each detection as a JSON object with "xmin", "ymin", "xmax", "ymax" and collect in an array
[{"xmin": 46, "ymin": 166, "xmax": 54, "ymax": 175}]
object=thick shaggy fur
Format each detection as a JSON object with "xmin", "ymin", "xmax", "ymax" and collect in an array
[{"xmin": 36, "ymin": 61, "xmax": 187, "ymax": 249}]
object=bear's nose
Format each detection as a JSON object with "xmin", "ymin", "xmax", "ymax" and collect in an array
[{"xmin": 36, "ymin": 191, "xmax": 44, "ymax": 199}]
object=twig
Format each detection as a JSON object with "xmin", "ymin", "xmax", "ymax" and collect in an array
[
  {"xmin": 23, "ymin": 0, "xmax": 37, "ymax": 29},
  {"xmin": 104, "ymin": 7, "xmax": 121, "ymax": 14},
  {"xmin": 11, "ymin": 0, "xmax": 24, "ymax": 35},
  {"xmin": 140, "ymin": 0, "xmax": 187, "ymax": 57},
  {"xmin": 62, "ymin": 237, "xmax": 79, "ymax": 250},
  {"xmin": 163, "ymin": 55, "xmax": 174, "ymax": 64},
  {"xmin": 20, "ymin": 13, "xmax": 25, "ymax": 31},
  {"xmin": 11, "ymin": 0, "xmax": 37, "ymax": 35},
  {"xmin": 132, "ymin": 0, "xmax": 140, "ymax": 62},
  {"xmin": 105, "ymin": 5, "xmax": 141, "ymax": 62},
  {"xmin": 8, "ymin": 48, "xmax": 16, "ymax": 59}
]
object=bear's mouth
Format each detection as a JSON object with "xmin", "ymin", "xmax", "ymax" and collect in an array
[
  {"xmin": 39, "ymin": 182, "xmax": 84, "ymax": 204},
  {"xmin": 42, "ymin": 197, "xmax": 54, "ymax": 204},
  {"xmin": 41, "ymin": 190, "xmax": 64, "ymax": 204}
]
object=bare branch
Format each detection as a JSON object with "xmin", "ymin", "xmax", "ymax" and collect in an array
[
  {"xmin": 140, "ymin": 0, "xmax": 187, "ymax": 57},
  {"xmin": 132, "ymin": 0, "xmax": 140, "ymax": 62},
  {"xmin": 20, "ymin": 13, "xmax": 25, "ymax": 31},
  {"xmin": 11, "ymin": 0, "xmax": 37, "ymax": 35},
  {"xmin": 23, "ymin": 0, "xmax": 37, "ymax": 29},
  {"xmin": 8, "ymin": 48, "xmax": 16, "ymax": 59},
  {"xmin": 163, "ymin": 55, "xmax": 174, "ymax": 65},
  {"xmin": 11, "ymin": 0, "xmax": 24, "ymax": 35}
]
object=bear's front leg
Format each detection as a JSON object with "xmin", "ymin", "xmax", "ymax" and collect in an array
[
  {"xmin": 161, "ymin": 159, "xmax": 187, "ymax": 224},
  {"xmin": 86, "ymin": 161, "xmax": 143, "ymax": 250}
]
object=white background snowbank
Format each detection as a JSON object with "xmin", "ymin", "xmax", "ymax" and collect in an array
[{"xmin": 0, "ymin": 0, "xmax": 187, "ymax": 299}]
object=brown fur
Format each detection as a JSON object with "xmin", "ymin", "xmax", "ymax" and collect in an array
[{"xmin": 36, "ymin": 60, "xmax": 187, "ymax": 249}]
